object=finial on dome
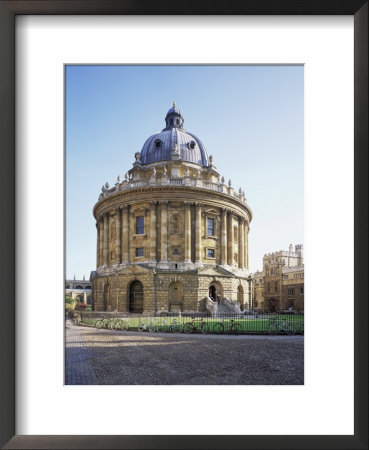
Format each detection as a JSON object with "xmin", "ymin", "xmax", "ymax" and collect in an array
[{"xmin": 173, "ymin": 101, "xmax": 176, "ymax": 107}]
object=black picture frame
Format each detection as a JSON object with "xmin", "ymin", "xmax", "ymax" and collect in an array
[{"xmin": 0, "ymin": 1, "xmax": 367, "ymax": 449}]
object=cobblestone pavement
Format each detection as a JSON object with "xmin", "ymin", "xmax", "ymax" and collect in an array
[{"xmin": 65, "ymin": 321, "xmax": 304, "ymax": 385}]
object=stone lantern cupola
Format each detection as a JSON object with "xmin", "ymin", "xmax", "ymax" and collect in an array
[
  {"xmin": 140, "ymin": 103, "xmax": 209, "ymax": 166},
  {"xmin": 164, "ymin": 101, "xmax": 184, "ymax": 129}
]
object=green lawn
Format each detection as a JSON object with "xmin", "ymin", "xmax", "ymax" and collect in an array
[{"xmin": 79, "ymin": 315, "xmax": 304, "ymax": 334}]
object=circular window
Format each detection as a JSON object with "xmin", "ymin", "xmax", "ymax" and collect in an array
[
  {"xmin": 154, "ymin": 139, "xmax": 161, "ymax": 148},
  {"xmin": 188, "ymin": 141, "xmax": 196, "ymax": 150}
]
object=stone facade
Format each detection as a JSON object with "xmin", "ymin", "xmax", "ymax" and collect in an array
[
  {"xmin": 91, "ymin": 104, "xmax": 253, "ymax": 314},
  {"xmin": 252, "ymin": 244, "xmax": 304, "ymax": 312}
]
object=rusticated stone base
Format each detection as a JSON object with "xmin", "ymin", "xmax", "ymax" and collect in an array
[{"xmin": 92, "ymin": 264, "xmax": 252, "ymax": 314}]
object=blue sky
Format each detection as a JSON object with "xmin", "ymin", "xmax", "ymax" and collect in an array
[{"xmin": 66, "ymin": 65, "xmax": 304, "ymax": 279}]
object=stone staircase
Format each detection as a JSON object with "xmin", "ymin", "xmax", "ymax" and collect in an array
[
  {"xmin": 217, "ymin": 301, "xmax": 232, "ymax": 314},
  {"xmin": 205, "ymin": 297, "xmax": 243, "ymax": 316}
]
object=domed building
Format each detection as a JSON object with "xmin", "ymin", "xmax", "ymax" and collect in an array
[{"xmin": 91, "ymin": 103, "xmax": 253, "ymax": 315}]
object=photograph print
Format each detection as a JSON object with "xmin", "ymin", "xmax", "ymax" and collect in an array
[{"xmin": 65, "ymin": 65, "xmax": 304, "ymax": 385}]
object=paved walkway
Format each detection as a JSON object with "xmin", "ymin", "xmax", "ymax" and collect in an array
[{"xmin": 65, "ymin": 321, "xmax": 304, "ymax": 385}]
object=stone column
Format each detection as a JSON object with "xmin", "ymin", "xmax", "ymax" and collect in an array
[
  {"xmin": 150, "ymin": 202, "xmax": 157, "ymax": 262},
  {"xmin": 239, "ymin": 219, "xmax": 244, "ymax": 268},
  {"xmin": 115, "ymin": 208, "xmax": 121, "ymax": 264},
  {"xmin": 99, "ymin": 218, "xmax": 104, "ymax": 267},
  {"xmin": 184, "ymin": 202, "xmax": 191, "ymax": 262},
  {"xmin": 195, "ymin": 203, "xmax": 202, "ymax": 263},
  {"xmin": 245, "ymin": 222, "xmax": 249, "ymax": 269},
  {"xmin": 159, "ymin": 201, "xmax": 168, "ymax": 263},
  {"xmin": 103, "ymin": 213, "xmax": 109, "ymax": 265},
  {"xmin": 96, "ymin": 221, "xmax": 99, "ymax": 269},
  {"xmin": 227, "ymin": 211, "xmax": 233, "ymax": 265},
  {"xmin": 121, "ymin": 206, "xmax": 129, "ymax": 264},
  {"xmin": 83, "ymin": 291, "xmax": 87, "ymax": 304},
  {"xmin": 108, "ymin": 213, "xmax": 114, "ymax": 264},
  {"xmin": 220, "ymin": 208, "xmax": 227, "ymax": 265}
]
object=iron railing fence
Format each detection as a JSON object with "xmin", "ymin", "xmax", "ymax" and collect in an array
[{"xmin": 77, "ymin": 311, "xmax": 304, "ymax": 335}]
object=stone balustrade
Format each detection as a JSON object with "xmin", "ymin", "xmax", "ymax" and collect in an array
[{"xmin": 99, "ymin": 177, "xmax": 247, "ymax": 204}]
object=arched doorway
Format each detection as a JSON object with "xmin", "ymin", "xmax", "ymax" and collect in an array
[
  {"xmin": 208, "ymin": 281, "xmax": 223, "ymax": 302},
  {"xmin": 209, "ymin": 285, "xmax": 216, "ymax": 300},
  {"xmin": 237, "ymin": 285, "xmax": 244, "ymax": 309},
  {"xmin": 129, "ymin": 281, "xmax": 144, "ymax": 313}
]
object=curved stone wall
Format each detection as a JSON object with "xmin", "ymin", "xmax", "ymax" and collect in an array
[{"xmin": 94, "ymin": 186, "xmax": 251, "ymax": 273}]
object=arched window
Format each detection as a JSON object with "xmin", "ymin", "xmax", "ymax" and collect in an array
[
  {"xmin": 75, "ymin": 285, "xmax": 83, "ymax": 289},
  {"xmin": 129, "ymin": 281, "xmax": 144, "ymax": 313},
  {"xmin": 85, "ymin": 285, "xmax": 91, "ymax": 290}
]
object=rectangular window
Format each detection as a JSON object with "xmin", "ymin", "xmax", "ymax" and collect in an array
[
  {"xmin": 288, "ymin": 288, "xmax": 295, "ymax": 296},
  {"xmin": 136, "ymin": 216, "xmax": 144, "ymax": 234},
  {"xmin": 207, "ymin": 218, "xmax": 214, "ymax": 236},
  {"xmin": 207, "ymin": 248, "xmax": 215, "ymax": 258},
  {"xmin": 136, "ymin": 247, "xmax": 144, "ymax": 257},
  {"xmin": 300, "ymin": 287, "xmax": 304, "ymax": 294}
]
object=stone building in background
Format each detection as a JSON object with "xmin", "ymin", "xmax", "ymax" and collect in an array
[
  {"xmin": 90, "ymin": 104, "xmax": 253, "ymax": 315},
  {"xmin": 252, "ymin": 244, "xmax": 304, "ymax": 312},
  {"xmin": 65, "ymin": 275, "xmax": 92, "ymax": 305}
]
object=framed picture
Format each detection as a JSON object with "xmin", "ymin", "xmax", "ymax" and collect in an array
[{"xmin": 0, "ymin": 1, "xmax": 367, "ymax": 449}]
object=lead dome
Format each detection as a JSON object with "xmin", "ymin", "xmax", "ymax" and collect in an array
[{"xmin": 140, "ymin": 102, "xmax": 209, "ymax": 166}]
